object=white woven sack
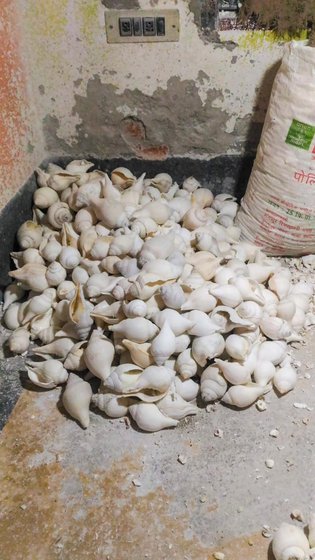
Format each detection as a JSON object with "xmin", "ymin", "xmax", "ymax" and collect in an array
[{"xmin": 237, "ymin": 42, "xmax": 315, "ymax": 256}]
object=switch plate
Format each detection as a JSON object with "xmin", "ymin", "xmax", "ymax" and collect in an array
[{"xmin": 105, "ymin": 9, "xmax": 179, "ymax": 43}]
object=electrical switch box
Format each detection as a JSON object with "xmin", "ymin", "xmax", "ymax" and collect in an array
[{"xmin": 105, "ymin": 9, "xmax": 179, "ymax": 43}]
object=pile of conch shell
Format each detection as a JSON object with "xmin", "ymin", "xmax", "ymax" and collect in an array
[
  {"xmin": 272, "ymin": 516, "xmax": 315, "ymax": 559},
  {"xmin": 3, "ymin": 159, "xmax": 314, "ymax": 431}
]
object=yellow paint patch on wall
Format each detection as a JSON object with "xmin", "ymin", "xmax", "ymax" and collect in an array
[
  {"xmin": 238, "ymin": 29, "xmax": 308, "ymax": 50},
  {"xmin": 24, "ymin": 0, "xmax": 68, "ymax": 40},
  {"xmin": 79, "ymin": 0, "xmax": 101, "ymax": 44}
]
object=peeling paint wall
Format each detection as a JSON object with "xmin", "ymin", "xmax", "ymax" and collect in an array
[
  {"xmin": 0, "ymin": 2, "xmax": 44, "ymax": 210},
  {"xmin": 17, "ymin": 0, "xmax": 297, "ymax": 162}
]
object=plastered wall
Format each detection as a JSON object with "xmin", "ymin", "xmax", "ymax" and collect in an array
[
  {"xmin": 1, "ymin": 0, "xmax": 309, "ymax": 213},
  {"xmin": 0, "ymin": 2, "xmax": 44, "ymax": 209},
  {"xmin": 17, "ymin": 0, "xmax": 293, "ymax": 163}
]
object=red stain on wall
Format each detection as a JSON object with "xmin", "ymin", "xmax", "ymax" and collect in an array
[
  {"xmin": 120, "ymin": 116, "xmax": 170, "ymax": 161},
  {"xmin": 0, "ymin": 3, "xmax": 26, "ymax": 165}
]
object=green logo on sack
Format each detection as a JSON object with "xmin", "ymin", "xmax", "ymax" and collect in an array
[{"xmin": 286, "ymin": 119, "xmax": 315, "ymax": 150}]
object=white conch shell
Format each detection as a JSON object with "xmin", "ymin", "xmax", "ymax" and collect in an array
[
  {"xmin": 48, "ymin": 172, "xmax": 79, "ymax": 192},
  {"xmin": 35, "ymin": 167, "xmax": 50, "ymax": 187},
  {"xmin": 122, "ymin": 299, "xmax": 147, "ymax": 318},
  {"xmin": 125, "ymin": 365, "xmax": 173, "ymax": 395},
  {"xmin": 122, "ymin": 339, "xmax": 154, "ymax": 369},
  {"xmin": 229, "ymin": 276, "xmax": 264, "ymax": 304},
  {"xmin": 92, "ymin": 393, "xmax": 133, "ymax": 418},
  {"xmin": 210, "ymin": 285, "xmax": 242, "ymax": 308},
  {"xmin": 160, "ymin": 283, "xmax": 186, "ymax": 310},
  {"xmin": 277, "ymin": 299, "xmax": 296, "ymax": 321},
  {"xmin": 46, "ymin": 261, "xmax": 67, "ymax": 286},
  {"xmin": 273, "ymin": 364, "xmax": 297, "ymax": 395},
  {"xmin": 253, "ymin": 361, "xmax": 276, "ymax": 386},
  {"xmin": 183, "ymin": 310, "xmax": 221, "ymax": 337},
  {"xmin": 152, "ymin": 309, "xmax": 193, "ymax": 336},
  {"xmin": 109, "ymin": 318, "xmax": 158, "ymax": 343},
  {"xmin": 74, "ymin": 207, "xmax": 97, "ymax": 233},
  {"xmin": 8, "ymin": 328, "xmax": 30, "ymax": 354},
  {"xmin": 129, "ymin": 402, "xmax": 178, "ymax": 432},
  {"xmin": 84, "ymin": 329, "xmax": 114, "ymax": 381},
  {"xmin": 132, "ymin": 200, "xmax": 172, "ymax": 225},
  {"xmin": 3, "ymin": 283, "xmax": 25, "ymax": 311},
  {"xmin": 139, "ymin": 231, "xmax": 176, "ymax": 263},
  {"xmin": 157, "ymin": 390, "xmax": 198, "ymax": 420},
  {"xmin": 260, "ymin": 315, "xmax": 296, "ymax": 341},
  {"xmin": 91, "ymin": 300, "xmax": 123, "ymax": 325},
  {"xmin": 222, "ymin": 383, "xmax": 270, "ymax": 408},
  {"xmin": 40, "ymin": 236, "xmax": 62, "ymax": 262},
  {"xmin": 120, "ymin": 173, "xmax": 146, "ymax": 207},
  {"xmin": 215, "ymin": 358, "xmax": 251, "ymax": 385},
  {"xmin": 66, "ymin": 159, "xmax": 94, "ymax": 174},
  {"xmin": 150, "ymin": 321, "xmax": 176, "ymax": 365},
  {"xmin": 21, "ymin": 288, "xmax": 56, "ymax": 324},
  {"xmin": 17, "ymin": 221, "xmax": 42, "ymax": 249},
  {"xmin": 236, "ymin": 301, "xmax": 263, "ymax": 326},
  {"xmin": 111, "ymin": 167, "xmax": 136, "ymax": 188},
  {"xmin": 182, "ymin": 176, "xmax": 200, "ymax": 192},
  {"xmin": 58, "ymin": 246, "xmax": 81, "ymax": 269},
  {"xmin": 200, "ymin": 365, "xmax": 227, "ymax": 402},
  {"xmin": 89, "ymin": 236, "xmax": 112, "ymax": 260},
  {"xmin": 101, "ymin": 255, "xmax": 121, "ymax": 274},
  {"xmin": 33, "ymin": 186, "xmax": 59, "ymax": 209},
  {"xmin": 191, "ymin": 187, "xmax": 214, "ymax": 208},
  {"xmin": 30, "ymin": 308, "xmax": 54, "ymax": 339},
  {"xmin": 85, "ymin": 273, "xmax": 119, "ymax": 298},
  {"xmin": 90, "ymin": 198, "xmax": 128, "ymax": 229},
  {"xmin": 247, "ymin": 263, "xmax": 278, "ymax": 283},
  {"xmin": 18, "ymin": 248, "xmax": 45, "ymax": 265},
  {"xmin": 72, "ymin": 266, "xmax": 89, "ymax": 285},
  {"xmin": 130, "ymin": 217, "xmax": 158, "ymax": 238},
  {"xmin": 79, "ymin": 227, "xmax": 98, "ymax": 257},
  {"xmin": 64, "ymin": 340, "xmax": 87, "ymax": 371},
  {"xmin": 3, "ymin": 302, "xmax": 21, "ymax": 330},
  {"xmin": 104, "ymin": 363, "xmax": 143, "ymax": 393},
  {"xmin": 173, "ymin": 377, "xmax": 199, "ymax": 401},
  {"xmin": 176, "ymin": 348, "xmax": 197, "ymax": 379},
  {"xmin": 68, "ymin": 284, "xmax": 94, "ymax": 340},
  {"xmin": 62, "ymin": 373, "xmax": 92, "ymax": 429},
  {"xmin": 258, "ymin": 340, "xmax": 287, "ymax": 365},
  {"xmin": 186, "ymin": 251, "xmax": 221, "ymax": 281},
  {"xmin": 26, "ymin": 359, "xmax": 68, "ymax": 389},
  {"xmin": 47, "ymin": 201, "xmax": 72, "ymax": 229},
  {"xmin": 168, "ymin": 197, "xmax": 191, "ymax": 221},
  {"xmin": 192, "ymin": 333, "xmax": 225, "ymax": 367},
  {"xmin": 183, "ymin": 207, "xmax": 214, "ymax": 230},
  {"xmin": 272, "ymin": 522, "xmax": 310, "ymax": 560},
  {"xmin": 174, "ymin": 334, "xmax": 191, "ymax": 354},
  {"xmin": 180, "ymin": 286, "xmax": 217, "ymax": 313},
  {"xmin": 225, "ymin": 334, "xmax": 250, "ymax": 361},
  {"xmin": 9, "ymin": 263, "xmax": 49, "ymax": 292},
  {"xmin": 269, "ymin": 271, "xmax": 291, "ymax": 300},
  {"xmin": 109, "ymin": 233, "xmax": 143, "ymax": 258},
  {"xmin": 57, "ymin": 280, "xmax": 76, "ymax": 301},
  {"xmin": 151, "ymin": 172, "xmax": 172, "ymax": 192},
  {"xmin": 32, "ymin": 337, "xmax": 75, "ymax": 359}
]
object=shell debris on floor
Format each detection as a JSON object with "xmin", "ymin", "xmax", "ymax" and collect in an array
[{"xmin": 1, "ymin": 160, "xmax": 315, "ymax": 559}]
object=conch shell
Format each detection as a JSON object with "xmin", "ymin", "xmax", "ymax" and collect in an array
[
  {"xmin": 26, "ymin": 359, "xmax": 68, "ymax": 389},
  {"xmin": 62, "ymin": 373, "xmax": 92, "ymax": 428},
  {"xmin": 129, "ymin": 402, "xmax": 178, "ymax": 432}
]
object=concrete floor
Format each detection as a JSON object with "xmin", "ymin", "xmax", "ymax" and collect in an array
[{"xmin": 1, "ymin": 255, "xmax": 315, "ymax": 560}]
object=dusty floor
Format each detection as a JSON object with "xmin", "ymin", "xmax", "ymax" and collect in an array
[{"xmin": 0, "ymin": 260, "xmax": 315, "ymax": 560}]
